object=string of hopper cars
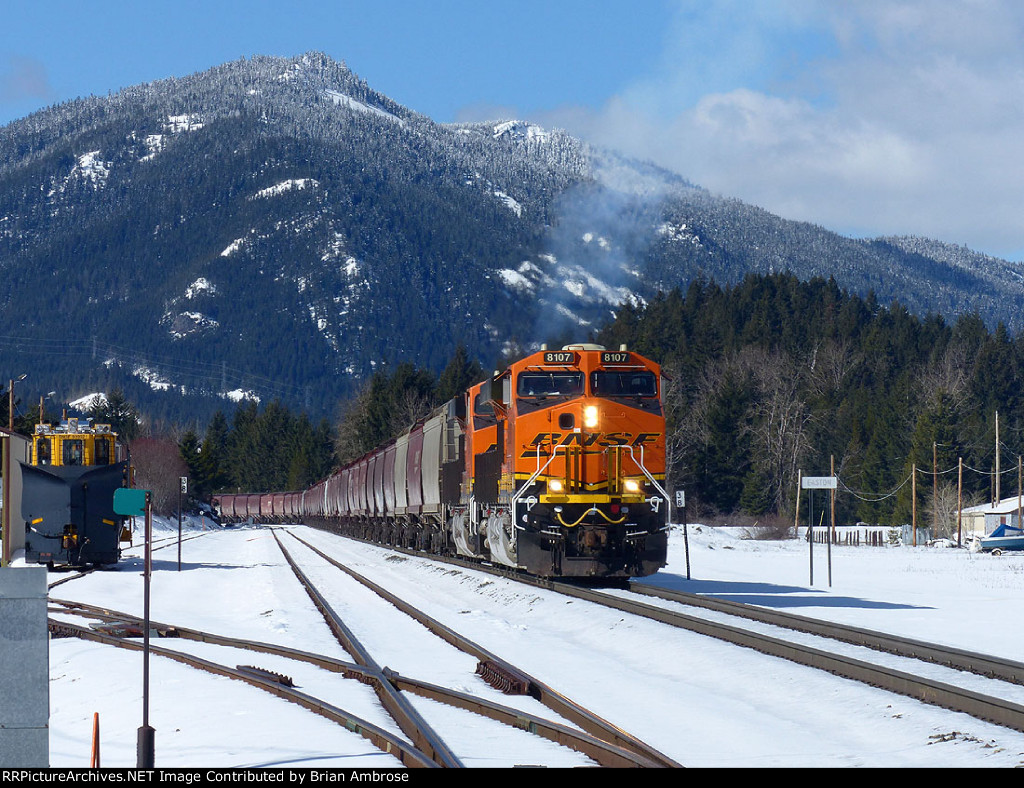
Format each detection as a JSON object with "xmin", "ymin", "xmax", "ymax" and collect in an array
[{"xmin": 215, "ymin": 344, "xmax": 671, "ymax": 578}]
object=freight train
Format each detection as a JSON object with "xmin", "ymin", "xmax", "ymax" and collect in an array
[
  {"xmin": 215, "ymin": 344, "xmax": 670, "ymax": 578},
  {"xmin": 20, "ymin": 417, "xmax": 130, "ymax": 567}
]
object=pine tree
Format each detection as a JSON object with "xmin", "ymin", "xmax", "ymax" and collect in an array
[
  {"xmin": 179, "ymin": 429, "xmax": 202, "ymax": 493},
  {"xmin": 197, "ymin": 412, "xmax": 232, "ymax": 495},
  {"xmin": 88, "ymin": 388, "xmax": 140, "ymax": 443},
  {"xmin": 436, "ymin": 345, "xmax": 483, "ymax": 403}
]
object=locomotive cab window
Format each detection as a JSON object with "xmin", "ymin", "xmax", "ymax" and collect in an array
[
  {"xmin": 516, "ymin": 372, "xmax": 583, "ymax": 398},
  {"xmin": 473, "ymin": 390, "xmax": 497, "ymax": 429},
  {"xmin": 36, "ymin": 438, "xmax": 51, "ymax": 465},
  {"xmin": 63, "ymin": 439, "xmax": 85, "ymax": 466},
  {"xmin": 591, "ymin": 371, "xmax": 657, "ymax": 398},
  {"xmin": 95, "ymin": 436, "xmax": 111, "ymax": 465}
]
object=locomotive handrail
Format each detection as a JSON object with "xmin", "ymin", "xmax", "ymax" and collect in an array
[
  {"xmin": 510, "ymin": 440, "xmax": 671, "ymax": 539},
  {"xmin": 513, "ymin": 442, "xmax": 668, "ymax": 502},
  {"xmin": 509, "ymin": 441, "xmax": 564, "ymax": 548},
  {"xmin": 622, "ymin": 444, "xmax": 671, "ymax": 526}
]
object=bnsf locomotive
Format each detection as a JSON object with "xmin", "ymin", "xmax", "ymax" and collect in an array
[{"xmin": 216, "ymin": 344, "xmax": 670, "ymax": 578}]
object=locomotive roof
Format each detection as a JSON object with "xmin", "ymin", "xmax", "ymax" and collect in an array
[{"xmin": 34, "ymin": 418, "xmax": 115, "ymax": 436}]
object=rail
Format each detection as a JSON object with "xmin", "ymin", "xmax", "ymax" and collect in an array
[
  {"xmin": 49, "ymin": 598, "xmax": 656, "ymax": 767},
  {"xmin": 272, "ymin": 532, "xmax": 463, "ymax": 767},
  {"xmin": 284, "ymin": 529, "xmax": 682, "ymax": 767}
]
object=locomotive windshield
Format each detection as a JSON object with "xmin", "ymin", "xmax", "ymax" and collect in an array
[
  {"xmin": 63, "ymin": 439, "xmax": 84, "ymax": 466},
  {"xmin": 517, "ymin": 372, "xmax": 584, "ymax": 398},
  {"xmin": 591, "ymin": 371, "xmax": 658, "ymax": 398},
  {"xmin": 95, "ymin": 436, "xmax": 112, "ymax": 465}
]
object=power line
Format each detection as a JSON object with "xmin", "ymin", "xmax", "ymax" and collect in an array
[{"xmin": 0, "ymin": 333, "xmax": 311, "ymax": 399}]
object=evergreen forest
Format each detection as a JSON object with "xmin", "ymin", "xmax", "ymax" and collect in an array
[
  {"xmin": 595, "ymin": 273, "xmax": 1024, "ymax": 534},
  {"xmin": 6, "ymin": 271, "xmax": 1021, "ymax": 533}
]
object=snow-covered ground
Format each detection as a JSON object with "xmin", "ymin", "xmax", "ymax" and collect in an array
[{"xmin": 33, "ymin": 519, "xmax": 1024, "ymax": 768}]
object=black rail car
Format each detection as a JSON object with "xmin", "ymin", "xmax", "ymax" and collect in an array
[{"xmin": 21, "ymin": 418, "xmax": 129, "ymax": 567}]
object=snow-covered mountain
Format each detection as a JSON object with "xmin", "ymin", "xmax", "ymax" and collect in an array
[{"xmin": 1, "ymin": 52, "xmax": 1021, "ymax": 422}]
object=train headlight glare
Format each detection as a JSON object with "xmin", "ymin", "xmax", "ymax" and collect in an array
[
  {"xmin": 583, "ymin": 405, "xmax": 599, "ymax": 428},
  {"xmin": 549, "ymin": 479, "xmax": 564, "ymax": 493},
  {"xmin": 624, "ymin": 479, "xmax": 641, "ymax": 493}
]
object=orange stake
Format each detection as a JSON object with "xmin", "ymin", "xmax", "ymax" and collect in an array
[{"xmin": 90, "ymin": 712, "xmax": 100, "ymax": 768}]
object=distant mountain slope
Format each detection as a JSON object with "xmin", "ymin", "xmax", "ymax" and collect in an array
[{"xmin": 1, "ymin": 52, "xmax": 1021, "ymax": 423}]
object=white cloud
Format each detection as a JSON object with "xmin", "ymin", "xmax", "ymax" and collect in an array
[{"xmin": 539, "ymin": 0, "xmax": 1024, "ymax": 259}]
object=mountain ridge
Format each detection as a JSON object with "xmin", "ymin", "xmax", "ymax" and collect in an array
[{"xmin": 1, "ymin": 52, "xmax": 1020, "ymax": 424}]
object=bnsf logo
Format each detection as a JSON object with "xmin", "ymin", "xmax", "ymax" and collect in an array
[{"xmin": 527, "ymin": 432, "xmax": 661, "ymax": 448}]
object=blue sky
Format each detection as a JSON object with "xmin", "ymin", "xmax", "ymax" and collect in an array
[
  {"xmin": 0, "ymin": 1, "xmax": 673, "ymax": 126},
  {"xmin": 4, "ymin": 1, "xmax": 1024, "ymax": 261}
]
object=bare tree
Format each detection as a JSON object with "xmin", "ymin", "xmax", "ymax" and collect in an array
[
  {"xmin": 131, "ymin": 436, "xmax": 189, "ymax": 515},
  {"xmin": 914, "ymin": 342, "xmax": 973, "ymax": 415},
  {"xmin": 392, "ymin": 387, "xmax": 435, "ymax": 433},
  {"xmin": 743, "ymin": 348, "xmax": 813, "ymax": 516},
  {"xmin": 926, "ymin": 480, "xmax": 986, "ymax": 540},
  {"xmin": 807, "ymin": 338, "xmax": 860, "ymax": 399},
  {"xmin": 334, "ymin": 383, "xmax": 372, "ymax": 465}
]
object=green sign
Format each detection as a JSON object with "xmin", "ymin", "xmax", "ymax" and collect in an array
[{"xmin": 113, "ymin": 488, "xmax": 149, "ymax": 517}]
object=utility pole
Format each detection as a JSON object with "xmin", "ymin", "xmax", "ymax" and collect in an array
[
  {"xmin": 912, "ymin": 464, "xmax": 917, "ymax": 546},
  {"xmin": 957, "ymin": 457, "xmax": 963, "ymax": 548},
  {"xmin": 794, "ymin": 470, "xmax": 802, "ymax": 539},
  {"xmin": 996, "ymin": 410, "xmax": 1001, "ymax": 503},
  {"xmin": 830, "ymin": 455, "xmax": 836, "ymax": 542}
]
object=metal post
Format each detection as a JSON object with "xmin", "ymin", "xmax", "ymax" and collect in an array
[
  {"xmin": 683, "ymin": 497, "xmax": 690, "ymax": 581},
  {"xmin": 808, "ymin": 489, "xmax": 814, "ymax": 586},
  {"xmin": 137, "ymin": 491, "xmax": 155, "ymax": 768},
  {"xmin": 828, "ymin": 456, "xmax": 834, "ymax": 588}
]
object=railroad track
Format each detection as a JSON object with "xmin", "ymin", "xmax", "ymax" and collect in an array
[
  {"xmin": 541, "ymin": 578, "xmax": 1024, "ymax": 735},
  {"xmin": 273, "ymin": 530, "xmax": 679, "ymax": 767},
  {"xmin": 47, "ymin": 531, "xmax": 212, "ymax": 589},
  {"xmin": 47, "ymin": 540, "xmax": 675, "ymax": 768},
  {"xmin": 51, "ymin": 523, "xmax": 1024, "ymax": 764},
  {"xmin": 307, "ymin": 525, "xmax": 1024, "ymax": 739},
  {"xmin": 48, "ymin": 605, "xmax": 427, "ymax": 767}
]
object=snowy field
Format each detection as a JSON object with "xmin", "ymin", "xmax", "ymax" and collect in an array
[{"xmin": 33, "ymin": 518, "xmax": 1024, "ymax": 768}]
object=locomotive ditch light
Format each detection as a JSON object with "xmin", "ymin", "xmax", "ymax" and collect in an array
[
  {"xmin": 624, "ymin": 479, "xmax": 642, "ymax": 494},
  {"xmin": 548, "ymin": 479, "xmax": 564, "ymax": 493},
  {"xmin": 583, "ymin": 405, "xmax": 599, "ymax": 428}
]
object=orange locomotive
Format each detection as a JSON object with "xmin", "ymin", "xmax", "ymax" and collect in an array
[
  {"xmin": 216, "ymin": 343, "xmax": 670, "ymax": 579},
  {"xmin": 453, "ymin": 343, "xmax": 669, "ymax": 577}
]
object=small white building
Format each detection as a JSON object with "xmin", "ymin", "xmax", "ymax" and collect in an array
[{"xmin": 961, "ymin": 496, "xmax": 1024, "ymax": 539}]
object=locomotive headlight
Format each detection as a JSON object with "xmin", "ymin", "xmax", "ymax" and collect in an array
[
  {"xmin": 583, "ymin": 405, "xmax": 599, "ymax": 428},
  {"xmin": 624, "ymin": 479, "xmax": 642, "ymax": 494}
]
